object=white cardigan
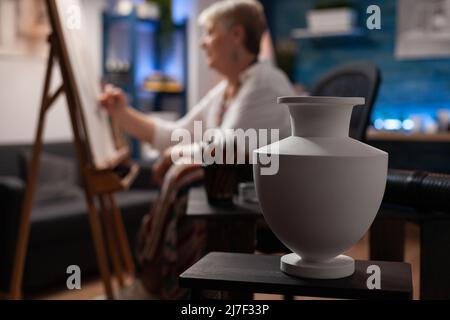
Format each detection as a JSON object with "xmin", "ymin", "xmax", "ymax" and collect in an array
[{"xmin": 151, "ymin": 61, "xmax": 294, "ymax": 152}]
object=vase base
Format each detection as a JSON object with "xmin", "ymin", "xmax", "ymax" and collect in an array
[{"xmin": 280, "ymin": 253, "xmax": 355, "ymax": 279}]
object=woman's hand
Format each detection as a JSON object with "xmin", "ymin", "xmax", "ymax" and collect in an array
[
  {"xmin": 152, "ymin": 147, "xmax": 175, "ymax": 186},
  {"xmin": 98, "ymin": 84, "xmax": 128, "ymax": 119},
  {"xmin": 98, "ymin": 84, "xmax": 158, "ymax": 145}
]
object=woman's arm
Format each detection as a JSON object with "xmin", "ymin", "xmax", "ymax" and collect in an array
[
  {"xmin": 114, "ymin": 106, "xmax": 157, "ymax": 144},
  {"xmin": 99, "ymin": 83, "xmax": 220, "ymax": 151}
]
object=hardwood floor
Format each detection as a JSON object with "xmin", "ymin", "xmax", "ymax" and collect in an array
[{"xmin": 32, "ymin": 222, "xmax": 421, "ymax": 300}]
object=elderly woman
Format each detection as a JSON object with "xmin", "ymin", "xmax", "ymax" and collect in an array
[{"xmin": 100, "ymin": 0, "xmax": 294, "ymax": 298}]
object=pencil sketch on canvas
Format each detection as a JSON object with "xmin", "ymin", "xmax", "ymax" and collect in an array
[{"xmin": 54, "ymin": 0, "xmax": 122, "ymax": 168}]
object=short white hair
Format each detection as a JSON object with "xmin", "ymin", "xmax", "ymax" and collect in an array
[{"xmin": 198, "ymin": 0, "xmax": 267, "ymax": 55}]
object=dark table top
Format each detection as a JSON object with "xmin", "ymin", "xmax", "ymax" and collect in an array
[
  {"xmin": 186, "ymin": 187, "xmax": 262, "ymax": 220},
  {"xmin": 179, "ymin": 252, "xmax": 413, "ymax": 300}
]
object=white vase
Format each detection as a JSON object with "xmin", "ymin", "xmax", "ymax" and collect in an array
[{"xmin": 253, "ymin": 96, "xmax": 388, "ymax": 279}]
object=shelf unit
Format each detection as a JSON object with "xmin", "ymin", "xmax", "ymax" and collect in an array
[
  {"xmin": 102, "ymin": 9, "xmax": 188, "ymax": 158},
  {"xmin": 291, "ymin": 27, "xmax": 365, "ymax": 39},
  {"xmin": 366, "ymin": 129, "xmax": 450, "ymax": 142}
]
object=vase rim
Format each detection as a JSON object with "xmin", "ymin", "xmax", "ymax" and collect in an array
[{"xmin": 278, "ymin": 96, "xmax": 365, "ymax": 106}]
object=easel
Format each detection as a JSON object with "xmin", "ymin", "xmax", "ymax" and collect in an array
[{"xmin": 4, "ymin": 0, "xmax": 139, "ymax": 300}]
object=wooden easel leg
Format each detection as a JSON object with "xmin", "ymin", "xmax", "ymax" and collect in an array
[
  {"xmin": 8, "ymin": 45, "xmax": 56, "ymax": 300},
  {"xmin": 8, "ymin": 116, "xmax": 45, "ymax": 300},
  {"xmin": 99, "ymin": 195, "xmax": 125, "ymax": 288},
  {"xmin": 108, "ymin": 194, "xmax": 136, "ymax": 276},
  {"xmin": 84, "ymin": 192, "xmax": 115, "ymax": 299}
]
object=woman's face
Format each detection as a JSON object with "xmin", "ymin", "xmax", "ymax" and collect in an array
[{"xmin": 200, "ymin": 19, "xmax": 243, "ymax": 74}]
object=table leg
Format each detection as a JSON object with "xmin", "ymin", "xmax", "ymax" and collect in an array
[
  {"xmin": 205, "ymin": 219, "xmax": 256, "ymax": 299},
  {"xmin": 205, "ymin": 220, "xmax": 256, "ymax": 253},
  {"xmin": 420, "ymin": 218, "xmax": 450, "ymax": 299},
  {"xmin": 370, "ymin": 218, "xmax": 405, "ymax": 262},
  {"xmin": 190, "ymin": 288, "xmax": 202, "ymax": 300}
]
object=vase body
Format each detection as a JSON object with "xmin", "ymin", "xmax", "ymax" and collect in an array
[{"xmin": 253, "ymin": 96, "xmax": 388, "ymax": 278}]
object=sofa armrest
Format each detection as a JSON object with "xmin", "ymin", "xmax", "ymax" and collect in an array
[
  {"xmin": 130, "ymin": 159, "xmax": 159, "ymax": 190},
  {"xmin": 0, "ymin": 176, "xmax": 25, "ymax": 222},
  {"xmin": 0, "ymin": 176, "xmax": 25, "ymax": 290}
]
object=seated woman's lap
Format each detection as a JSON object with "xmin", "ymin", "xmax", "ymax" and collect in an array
[{"xmin": 136, "ymin": 162, "xmax": 206, "ymax": 299}]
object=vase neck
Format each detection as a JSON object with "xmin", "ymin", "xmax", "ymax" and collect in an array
[{"xmin": 288, "ymin": 103, "xmax": 354, "ymax": 138}]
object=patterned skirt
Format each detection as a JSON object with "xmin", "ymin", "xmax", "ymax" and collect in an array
[{"xmin": 136, "ymin": 163, "xmax": 206, "ymax": 299}]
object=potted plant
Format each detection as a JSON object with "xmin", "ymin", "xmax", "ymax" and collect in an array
[
  {"xmin": 275, "ymin": 39, "xmax": 298, "ymax": 82},
  {"xmin": 146, "ymin": 0, "xmax": 173, "ymax": 32},
  {"xmin": 307, "ymin": 0, "xmax": 357, "ymax": 33}
]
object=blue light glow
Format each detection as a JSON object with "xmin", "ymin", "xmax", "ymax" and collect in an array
[
  {"xmin": 161, "ymin": 29, "xmax": 184, "ymax": 85},
  {"xmin": 136, "ymin": 26, "xmax": 158, "ymax": 86},
  {"xmin": 402, "ymin": 119, "xmax": 415, "ymax": 131},
  {"xmin": 172, "ymin": 0, "xmax": 191, "ymax": 24},
  {"xmin": 383, "ymin": 119, "xmax": 402, "ymax": 131},
  {"xmin": 374, "ymin": 118, "xmax": 384, "ymax": 130}
]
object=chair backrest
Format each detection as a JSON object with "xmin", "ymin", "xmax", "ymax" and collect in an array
[{"xmin": 310, "ymin": 62, "xmax": 381, "ymax": 141}]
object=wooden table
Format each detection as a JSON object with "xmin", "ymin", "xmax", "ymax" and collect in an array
[
  {"xmin": 179, "ymin": 252, "xmax": 413, "ymax": 300},
  {"xmin": 186, "ymin": 187, "xmax": 262, "ymax": 253},
  {"xmin": 370, "ymin": 204, "xmax": 450, "ymax": 299}
]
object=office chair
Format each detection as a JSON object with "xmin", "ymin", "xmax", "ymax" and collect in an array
[
  {"xmin": 256, "ymin": 61, "xmax": 382, "ymax": 254},
  {"xmin": 310, "ymin": 61, "xmax": 381, "ymax": 142}
]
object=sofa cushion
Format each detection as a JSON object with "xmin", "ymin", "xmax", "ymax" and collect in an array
[
  {"xmin": 0, "ymin": 142, "xmax": 75, "ymax": 177},
  {"xmin": 18, "ymin": 189, "xmax": 159, "ymax": 291},
  {"xmin": 19, "ymin": 151, "xmax": 83, "ymax": 206},
  {"xmin": 29, "ymin": 190, "xmax": 157, "ymax": 241},
  {"xmin": 0, "ymin": 188, "xmax": 159, "ymax": 292}
]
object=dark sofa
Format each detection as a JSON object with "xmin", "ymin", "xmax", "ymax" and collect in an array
[{"xmin": 0, "ymin": 141, "xmax": 159, "ymax": 293}]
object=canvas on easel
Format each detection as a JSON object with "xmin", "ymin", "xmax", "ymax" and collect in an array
[
  {"xmin": 6, "ymin": 0, "xmax": 139, "ymax": 300},
  {"xmin": 53, "ymin": 0, "xmax": 127, "ymax": 169}
]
